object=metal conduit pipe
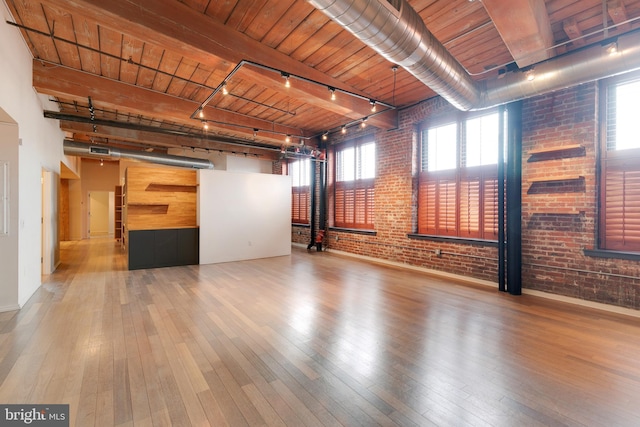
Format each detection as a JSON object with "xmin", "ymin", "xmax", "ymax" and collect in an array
[
  {"xmin": 307, "ymin": 0, "xmax": 640, "ymax": 111},
  {"xmin": 63, "ymin": 140, "xmax": 214, "ymax": 169}
]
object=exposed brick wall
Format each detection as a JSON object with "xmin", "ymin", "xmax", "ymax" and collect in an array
[
  {"xmin": 522, "ymin": 83, "xmax": 640, "ymax": 309},
  {"xmin": 296, "ymin": 82, "xmax": 640, "ymax": 310},
  {"xmin": 316, "ymin": 98, "xmax": 499, "ymax": 284}
]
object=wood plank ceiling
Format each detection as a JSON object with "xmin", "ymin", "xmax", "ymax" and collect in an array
[{"xmin": 5, "ymin": 0, "xmax": 640, "ymax": 158}]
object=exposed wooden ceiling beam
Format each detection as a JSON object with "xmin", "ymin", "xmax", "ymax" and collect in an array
[
  {"xmin": 481, "ymin": 0, "xmax": 555, "ymax": 68},
  {"xmin": 33, "ymin": 61, "xmax": 309, "ymax": 144},
  {"xmin": 38, "ymin": 0, "xmax": 386, "ymax": 121},
  {"xmin": 563, "ymin": 18, "xmax": 586, "ymax": 48},
  {"xmin": 608, "ymin": 0, "xmax": 630, "ymax": 32}
]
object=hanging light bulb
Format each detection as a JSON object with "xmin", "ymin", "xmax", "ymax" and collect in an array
[
  {"xmin": 198, "ymin": 108, "xmax": 204, "ymax": 118},
  {"xmin": 329, "ymin": 87, "xmax": 336, "ymax": 101},
  {"xmin": 361, "ymin": 117, "xmax": 368, "ymax": 128},
  {"xmin": 100, "ymin": 159, "xmax": 104, "ymax": 166},
  {"xmin": 285, "ymin": 134, "xmax": 291, "ymax": 143},
  {"xmin": 322, "ymin": 131, "xmax": 329, "ymax": 141},
  {"xmin": 282, "ymin": 72, "xmax": 290, "ymax": 88},
  {"xmin": 341, "ymin": 125, "xmax": 347, "ymax": 134},
  {"xmin": 202, "ymin": 121, "xmax": 209, "ymax": 130},
  {"xmin": 370, "ymin": 100, "xmax": 377, "ymax": 112},
  {"xmin": 222, "ymin": 83, "xmax": 229, "ymax": 95}
]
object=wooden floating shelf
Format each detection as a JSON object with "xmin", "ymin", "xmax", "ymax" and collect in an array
[
  {"xmin": 531, "ymin": 208, "xmax": 585, "ymax": 215},
  {"xmin": 529, "ymin": 175, "xmax": 584, "ymax": 183},
  {"xmin": 127, "ymin": 203, "xmax": 169, "ymax": 214},
  {"xmin": 528, "ymin": 144, "xmax": 583, "ymax": 155},
  {"xmin": 146, "ymin": 183, "xmax": 198, "ymax": 193}
]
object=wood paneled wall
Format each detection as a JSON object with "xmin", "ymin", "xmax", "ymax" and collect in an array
[{"xmin": 125, "ymin": 166, "xmax": 197, "ymax": 230}]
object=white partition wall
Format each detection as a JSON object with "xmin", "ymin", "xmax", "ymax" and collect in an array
[
  {"xmin": 199, "ymin": 169, "xmax": 291, "ymax": 264},
  {"xmin": 1, "ymin": 3, "xmax": 67, "ymax": 310}
]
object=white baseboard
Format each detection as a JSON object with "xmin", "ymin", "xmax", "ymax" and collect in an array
[{"xmin": 0, "ymin": 304, "xmax": 20, "ymax": 313}]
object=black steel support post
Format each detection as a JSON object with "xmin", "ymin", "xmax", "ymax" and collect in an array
[
  {"xmin": 506, "ymin": 101, "xmax": 523, "ymax": 295},
  {"xmin": 498, "ymin": 105, "xmax": 506, "ymax": 292},
  {"xmin": 307, "ymin": 158, "xmax": 318, "ymax": 250},
  {"xmin": 318, "ymin": 153, "xmax": 327, "ymax": 234}
]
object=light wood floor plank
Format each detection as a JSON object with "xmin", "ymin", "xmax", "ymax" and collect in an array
[{"xmin": 0, "ymin": 238, "xmax": 639, "ymax": 426}]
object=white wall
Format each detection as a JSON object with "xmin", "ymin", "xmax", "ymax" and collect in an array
[
  {"xmin": 1, "ymin": 1, "xmax": 67, "ymax": 309},
  {"xmin": 199, "ymin": 170, "xmax": 291, "ymax": 264},
  {"xmin": 0, "ymin": 115, "xmax": 19, "ymax": 312},
  {"xmin": 166, "ymin": 148, "xmax": 273, "ymax": 173},
  {"xmin": 226, "ymin": 155, "xmax": 272, "ymax": 173},
  {"xmin": 41, "ymin": 169, "xmax": 60, "ymax": 275}
]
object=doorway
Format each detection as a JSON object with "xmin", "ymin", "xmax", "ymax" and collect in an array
[{"xmin": 88, "ymin": 191, "xmax": 114, "ymax": 238}]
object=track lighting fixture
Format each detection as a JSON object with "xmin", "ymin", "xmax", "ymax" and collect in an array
[
  {"xmin": 605, "ymin": 41, "xmax": 619, "ymax": 56},
  {"xmin": 361, "ymin": 117, "xmax": 368, "ymax": 128},
  {"xmin": 191, "ymin": 60, "xmax": 397, "ymax": 139},
  {"xmin": 282, "ymin": 72, "xmax": 290, "ymax": 87}
]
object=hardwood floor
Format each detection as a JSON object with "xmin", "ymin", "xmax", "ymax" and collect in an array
[{"xmin": 1, "ymin": 238, "xmax": 639, "ymax": 426}]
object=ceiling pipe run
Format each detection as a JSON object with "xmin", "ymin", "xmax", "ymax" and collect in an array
[
  {"xmin": 63, "ymin": 140, "xmax": 214, "ymax": 169},
  {"xmin": 307, "ymin": 0, "xmax": 640, "ymax": 111}
]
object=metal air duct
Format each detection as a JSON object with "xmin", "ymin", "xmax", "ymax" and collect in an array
[
  {"xmin": 307, "ymin": 0, "xmax": 640, "ymax": 111},
  {"xmin": 63, "ymin": 140, "xmax": 214, "ymax": 169}
]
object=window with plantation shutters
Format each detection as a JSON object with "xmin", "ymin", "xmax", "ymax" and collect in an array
[
  {"xmin": 600, "ymin": 75, "xmax": 640, "ymax": 251},
  {"xmin": 418, "ymin": 111, "xmax": 503, "ymax": 240},
  {"xmin": 290, "ymin": 159, "xmax": 310, "ymax": 225},
  {"xmin": 334, "ymin": 139, "xmax": 376, "ymax": 229}
]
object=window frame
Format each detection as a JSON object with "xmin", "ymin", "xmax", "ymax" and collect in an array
[
  {"xmin": 598, "ymin": 72, "xmax": 640, "ymax": 252},
  {"xmin": 417, "ymin": 109, "xmax": 504, "ymax": 241},
  {"xmin": 333, "ymin": 136, "xmax": 376, "ymax": 230},
  {"xmin": 289, "ymin": 159, "xmax": 311, "ymax": 225}
]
